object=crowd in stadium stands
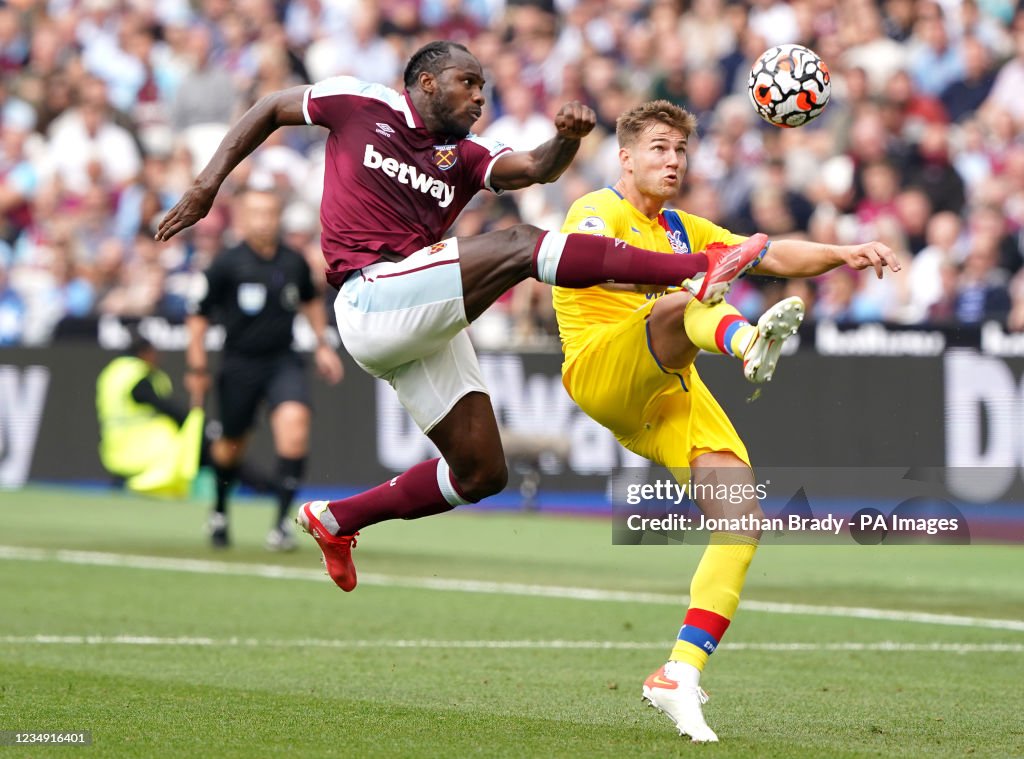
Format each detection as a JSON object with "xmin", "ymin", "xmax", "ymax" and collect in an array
[{"xmin": 2, "ymin": 0, "xmax": 1024, "ymax": 348}]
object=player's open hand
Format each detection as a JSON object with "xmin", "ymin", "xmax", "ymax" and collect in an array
[
  {"xmin": 315, "ymin": 344, "xmax": 344, "ymax": 385},
  {"xmin": 154, "ymin": 185, "xmax": 218, "ymax": 242},
  {"xmin": 554, "ymin": 102, "xmax": 596, "ymax": 140},
  {"xmin": 841, "ymin": 241, "xmax": 902, "ymax": 279}
]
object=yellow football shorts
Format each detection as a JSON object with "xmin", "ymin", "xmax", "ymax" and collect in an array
[{"xmin": 562, "ymin": 301, "xmax": 750, "ymax": 472}]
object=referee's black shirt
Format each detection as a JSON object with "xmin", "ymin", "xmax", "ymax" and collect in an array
[{"xmin": 195, "ymin": 242, "xmax": 317, "ymax": 357}]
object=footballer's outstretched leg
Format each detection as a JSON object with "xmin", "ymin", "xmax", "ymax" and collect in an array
[
  {"xmin": 742, "ymin": 295, "xmax": 805, "ymax": 383},
  {"xmin": 668, "ymin": 293, "xmax": 804, "ymax": 384}
]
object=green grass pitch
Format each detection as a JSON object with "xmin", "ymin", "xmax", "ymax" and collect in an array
[{"xmin": 1, "ymin": 486, "xmax": 1022, "ymax": 758}]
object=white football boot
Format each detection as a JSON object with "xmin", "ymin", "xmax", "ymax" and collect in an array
[
  {"xmin": 642, "ymin": 664, "xmax": 719, "ymax": 743},
  {"xmin": 742, "ymin": 295, "xmax": 804, "ymax": 384}
]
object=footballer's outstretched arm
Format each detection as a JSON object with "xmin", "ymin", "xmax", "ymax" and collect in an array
[
  {"xmin": 753, "ymin": 238, "xmax": 902, "ymax": 279},
  {"xmin": 155, "ymin": 86, "xmax": 310, "ymax": 242},
  {"xmin": 489, "ymin": 101, "xmax": 596, "ymax": 191}
]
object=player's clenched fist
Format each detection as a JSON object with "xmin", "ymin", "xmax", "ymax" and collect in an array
[{"xmin": 554, "ymin": 101, "xmax": 596, "ymax": 140}]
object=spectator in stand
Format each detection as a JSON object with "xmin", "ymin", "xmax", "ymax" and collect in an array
[
  {"xmin": 484, "ymin": 82, "xmax": 556, "ymax": 151},
  {"xmin": 280, "ymin": 201, "xmax": 326, "ymax": 290},
  {"xmin": 905, "ymin": 122, "xmax": 965, "ymax": 214},
  {"xmin": 815, "ymin": 266, "xmax": 889, "ymax": 323},
  {"xmin": 841, "ymin": 0, "xmax": 908, "ymax": 96},
  {"xmin": 956, "ymin": 235, "xmax": 1011, "ymax": 323},
  {"xmin": 907, "ymin": 2, "xmax": 963, "ymax": 97},
  {"xmin": 430, "ymin": 0, "xmax": 485, "ymax": 43},
  {"xmin": 170, "ymin": 23, "xmax": 237, "ymax": 131},
  {"xmin": 0, "ymin": 266, "xmax": 25, "ymax": 345},
  {"xmin": 215, "ymin": 11, "xmax": 259, "ymax": 94},
  {"xmin": 950, "ymin": 118, "xmax": 996, "ymax": 197},
  {"xmin": 941, "ymin": 35, "xmax": 997, "ymax": 123},
  {"xmin": 909, "ymin": 210, "xmax": 963, "ymax": 322},
  {"xmin": 0, "ymin": 7, "xmax": 27, "ymax": 73},
  {"xmin": 982, "ymin": 10, "xmax": 1024, "ymax": 127},
  {"xmin": 113, "ymin": 149, "xmax": 176, "ymax": 242},
  {"xmin": 304, "ymin": 3, "xmax": 400, "ymax": 85},
  {"xmin": 98, "ymin": 232, "xmax": 168, "ymax": 318},
  {"xmin": 45, "ymin": 76, "xmax": 141, "ymax": 197},
  {"xmin": 882, "ymin": 0, "xmax": 916, "ymax": 42},
  {"xmin": 926, "ymin": 259, "xmax": 960, "ymax": 324},
  {"xmin": 966, "ymin": 202, "xmax": 1021, "ymax": 275},
  {"xmin": 1006, "ymin": 267, "xmax": 1024, "ymax": 331},
  {"xmin": 857, "ymin": 159, "xmax": 901, "ymax": 231},
  {"xmin": 747, "ymin": 0, "xmax": 799, "ymax": 48},
  {"xmin": 882, "ymin": 69, "xmax": 948, "ymax": 137},
  {"xmin": 0, "ymin": 111, "xmax": 38, "ymax": 246},
  {"xmin": 956, "ymin": 0, "xmax": 1013, "ymax": 58},
  {"xmin": 893, "ymin": 186, "xmax": 934, "ymax": 254}
]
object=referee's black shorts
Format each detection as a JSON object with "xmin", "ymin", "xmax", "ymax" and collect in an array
[{"xmin": 216, "ymin": 351, "xmax": 311, "ymax": 439}]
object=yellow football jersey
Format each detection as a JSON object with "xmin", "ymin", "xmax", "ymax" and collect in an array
[{"xmin": 552, "ymin": 187, "xmax": 744, "ymax": 368}]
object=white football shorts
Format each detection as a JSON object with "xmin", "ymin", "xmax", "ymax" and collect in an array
[{"xmin": 334, "ymin": 238, "xmax": 488, "ymax": 432}]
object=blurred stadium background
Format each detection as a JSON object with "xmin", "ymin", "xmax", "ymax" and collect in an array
[{"xmin": 1, "ymin": 0, "xmax": 1023, "ymax": 756}]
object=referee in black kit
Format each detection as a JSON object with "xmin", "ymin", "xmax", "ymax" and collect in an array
[{"xmin": 185, "ymin": 188, "xmax": 344, "ymax": 550}]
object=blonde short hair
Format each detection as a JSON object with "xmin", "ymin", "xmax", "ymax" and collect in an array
[{"xmin": 616, "ymin": 100, "xmax": 698, "ymax": 147}]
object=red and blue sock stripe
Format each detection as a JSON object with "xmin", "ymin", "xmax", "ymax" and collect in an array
[
  {"xmin": 677, "ymin": 608, "xmax": 731, "ymax": 655},
  {"xmin": 714, "ymin": 315, "xmax": 747, "ymax": 357}
]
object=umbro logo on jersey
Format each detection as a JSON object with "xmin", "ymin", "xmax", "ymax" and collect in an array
[
  {"xmin": 363, "ymin": 144, "xmax": 455, "ymax": 208},
  {"xmin": 375, "ymin": 122, "xmax": 395, "ymax": 138}
]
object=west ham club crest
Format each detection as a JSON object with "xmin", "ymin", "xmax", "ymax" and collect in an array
[{"xmin": 433, "ymin": 145, "xmax": 458, "ymax": 170}]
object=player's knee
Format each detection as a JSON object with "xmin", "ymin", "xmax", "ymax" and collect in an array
[
  {"xmin": 212, "ymin": 438, "xmax": 245, "ymax": 467},
  {"xmin": 457, "ymin": 459, "xmax": 508, "ymax": 502},
  {"xmin": 737, "ymin": 500, "xmax": 766, "ymax": 539},
  {"xmin": 501, "ymin": 223, "xmax": 543, "ymax": 254}
]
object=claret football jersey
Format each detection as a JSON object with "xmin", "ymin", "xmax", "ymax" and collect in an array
[{"xmin": 302, "ymin": 76, "xmax": 512, "ymax": 286}]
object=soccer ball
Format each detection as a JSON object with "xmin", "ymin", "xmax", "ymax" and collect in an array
[{"xmin": 747, "ymin": 44, "xmax": 831, "ymax": 128}]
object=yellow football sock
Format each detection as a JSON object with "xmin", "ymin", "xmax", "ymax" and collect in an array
[
  {"xmin": 669, "ymin": 532, "xmax": 759, "ymax": 671},
  {"xmin": 683, "ymin": 299, "xmax": 755, "ymax": 358}
]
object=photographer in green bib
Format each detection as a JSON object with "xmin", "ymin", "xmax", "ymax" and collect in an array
[{"xmin": 96, "ymin": 332, "xmax": 205, "ymax": 498}]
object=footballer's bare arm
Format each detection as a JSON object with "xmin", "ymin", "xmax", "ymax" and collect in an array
[
  {"xmin": 489, "ymin": 101, "xmax": 596, "ymax": 191},
  {"xmin": 156, "ymin": 86, "xmax": 310, "ymax": 242},
  {"xmin": 753, "ymin": 239, "xmax": 901, "ymax": 279}
]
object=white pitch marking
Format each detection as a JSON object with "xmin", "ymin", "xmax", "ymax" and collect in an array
[
  {"xmin": 0, "ymin": 636, "xmax": 1020, "ymax": 654},
  {"xmin": 1, "ymin": 545, "xmax": 1022, "ymax": 632}
]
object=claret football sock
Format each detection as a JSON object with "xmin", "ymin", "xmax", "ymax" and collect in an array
[
  {"xmin": 669, "ymin": 532, "xmax": 758, "ymax": 671},
  {"xmin": 531, "ymin": 231, "xmax": 708, "ymax": 288},
  {"xmin": 323, "ymin": 458, "xmax": 471, "ymax": 536}
]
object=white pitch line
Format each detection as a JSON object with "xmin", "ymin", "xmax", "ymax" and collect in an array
[
  {"xmin": 1, "ymin": 545, "xmax": 1023, "ymax": 633},
  {"xmin": 0, "ymin": 636, "xmax": 1020, "ymax": 654}
]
